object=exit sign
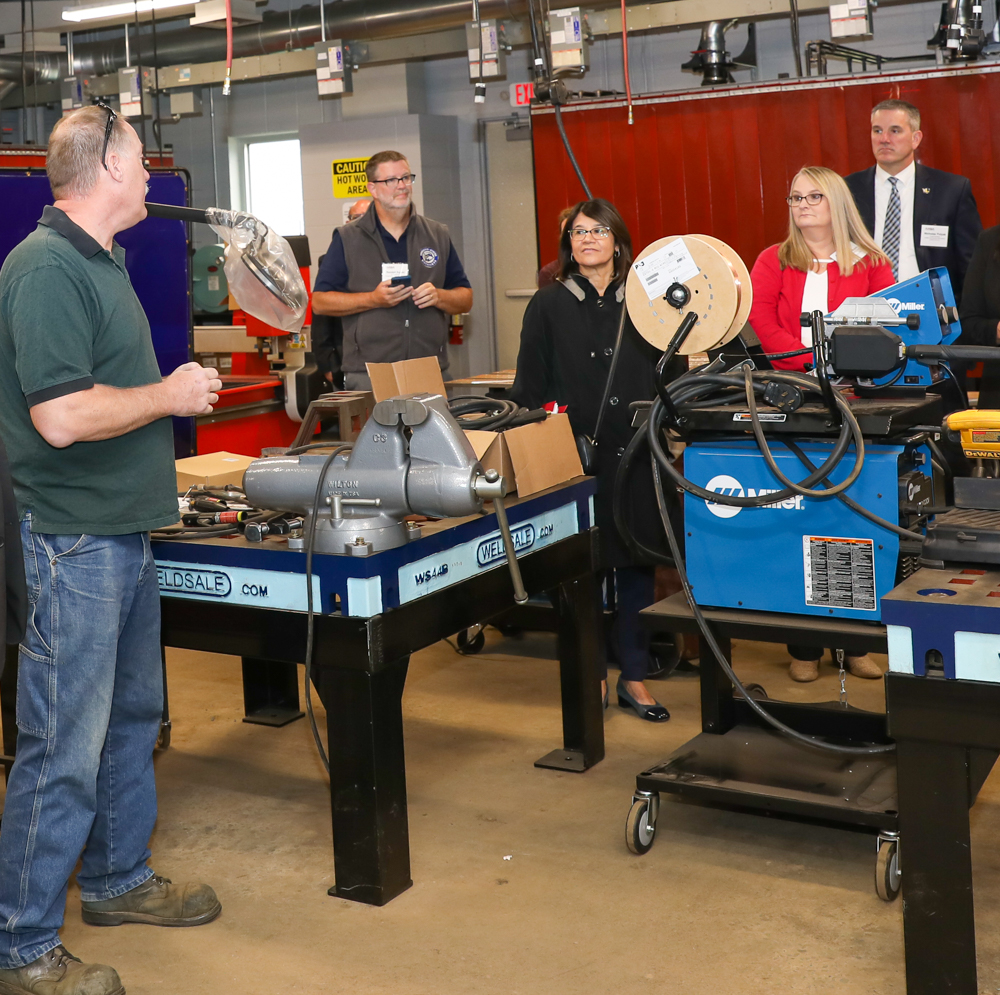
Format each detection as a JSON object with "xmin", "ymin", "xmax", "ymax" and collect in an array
[{"xmin": 509, "ymin": 82, "xmax": 535, "ymax": 107}]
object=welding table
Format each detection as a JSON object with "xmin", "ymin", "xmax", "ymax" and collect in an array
[
  {"xmin": 639, "ymin": 593, "xmax": 999, "ymax": 995},
  {"xmin": 152, "ymin": 477, "xmax": 604, "ymax": 907}
]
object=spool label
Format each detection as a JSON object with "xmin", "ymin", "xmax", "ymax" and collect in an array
[{"xmin": 632, "ymin": 238, "xmax": 701, "ymax": 300}]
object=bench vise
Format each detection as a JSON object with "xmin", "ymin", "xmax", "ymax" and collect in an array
[{"xmin": 243, "ymin": 393, "xmax": 528, "ymax": 600}]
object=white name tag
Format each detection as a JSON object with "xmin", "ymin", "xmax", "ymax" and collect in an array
[
  {"xmin": 920, "ymin": 224, "xmax": 949, "ymax": 248},
  {"xmin": 382, "ymin": 263, "xmax": 409, "ymax": 281}
]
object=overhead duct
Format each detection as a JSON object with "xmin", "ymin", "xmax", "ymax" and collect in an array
[{"xmin": 0, "ymin": 0, "xmax": 533, "ymax": 86}]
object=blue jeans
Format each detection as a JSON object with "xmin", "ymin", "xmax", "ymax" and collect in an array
[{"xmin": 0, "ymin": 521, "xmax": 162, "ymax": 967}]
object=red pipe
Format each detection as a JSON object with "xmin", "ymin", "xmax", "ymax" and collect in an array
[{"xmin": 223, "ymin": 0, "xmax": 233, "ymax": 94}]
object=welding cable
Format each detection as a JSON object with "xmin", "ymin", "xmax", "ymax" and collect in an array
[
  {"xmin": 284, "ymin": 441, "xmax": 353, "ymax": 456},
  {"xmin": 650, "ymin": 454, "xmax": 895, "ymax": 756},
  {"xmin": 448, "ymin": 395, "xmax": 521, "ymax": 430},
  {"xmin": 620, "ymin": 0, "xmax": 633, "ymax": 125},
  {"xmin": 939, "ymin": 361, "xmax": 970, "ymax": 411},
  {"xmin": 762, "ymin": 347, "xmax": 812, "ymax": 360},
  {"xmin": 647, "ymin": 375, "xmax": 862, "ymax": 507},
  {"xmin": 782, "ymin": 439, "xmax": 927, "ymax": 542},
  {"xmin": 742, "ymin": 364, "xmax": 866, "ymax": 499},
  {"xmin": 223, "ymin": 0, "xmax": 233, "ymax": 95},
  {"xmin": 303, "ymin": 444, "xmax": 354, "ymax": 776}
]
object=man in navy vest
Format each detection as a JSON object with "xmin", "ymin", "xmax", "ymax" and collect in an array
[
  {"xmin": 844, "ymin": 98, "xmax": 981, "ymax": 301},
  {"xmin": 312, "ymin": 151, "xmax": 473, "ymax": 391}
]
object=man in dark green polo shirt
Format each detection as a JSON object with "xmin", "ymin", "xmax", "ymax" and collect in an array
[{"xmin": 0, "ymin": 105, "xmax": 223, "ymax": 995}]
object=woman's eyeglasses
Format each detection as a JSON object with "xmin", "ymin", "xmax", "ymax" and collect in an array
[
  {"xmin": 786, "ymin": 193, "xmax": 825, "ymax": 206},
  {"xmin": 567, "ymin": 226, "xmax": 611, "ymax": 240}
]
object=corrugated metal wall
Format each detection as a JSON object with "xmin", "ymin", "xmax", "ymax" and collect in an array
[{"xmin": 531, "ymin": 65, "xmax": 1000, "ymax": 269}]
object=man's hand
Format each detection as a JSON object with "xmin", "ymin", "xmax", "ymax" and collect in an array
[
  {"xmin": 412, "ymin": 282, "xmax": 441, "ymax": 310},
  {"xmin": 371, "ymin": 280, "xmax": 413, "ymax": 308},
  {"xmin": 162, "ymin": 362, "xmax": 222, "ymax": 416}
]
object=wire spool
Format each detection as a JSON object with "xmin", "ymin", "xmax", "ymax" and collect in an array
[{"xmin": 625, "ymin": 235, "xmax": 752, "ymax": 355}]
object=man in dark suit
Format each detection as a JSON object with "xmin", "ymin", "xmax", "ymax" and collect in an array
[{"xmin": 844, "ymin": 98, "xmax": 982, "ymax": 301}]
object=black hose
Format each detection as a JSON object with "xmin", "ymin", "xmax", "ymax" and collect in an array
[
  {"xmin": 783, "ymin": 439, "xmax": 925, "ymax": 542},
  {"xmin": 552, "ymin": 103, "xmax": 592, "ymax": 199},
  {"xmin": 145, "ymin": 202, "xmax": 211, "ymax": 224},
  {"xmin": 742, "ymin": 365, "xmax": 865, "ymax": 499},
  {"xmin": 650, "ymin": 453, "xmax": 894, "ymax": 755},
  {"xmin": 647, "ymin": 372, "xmax": 861, "ymax": 506},
  {"xmin": 303, "ymin": 444, "xmax": 354, "ymax": 776}
]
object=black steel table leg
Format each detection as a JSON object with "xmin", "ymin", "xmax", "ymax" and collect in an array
[
  {"xmin": 314, "ymin": 656, "xmax": 412, "ymax": 906},
  {"xmin": 700, "ymin": 631, "xmax": 735, "ymax": 735},
  {"xmin": 241, "ymin": 657, "xmax": 305, "ymax": 726},
  {"xmin": 535, "ymin": 571, "xmax": 605, "ymax": 772},
  {"xmin": 896, "ymin": 737, "xmax": 978, "ymax": 995}
]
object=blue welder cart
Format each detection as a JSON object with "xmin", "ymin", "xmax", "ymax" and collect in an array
[{"xmin": 627, "ymin": 355, "xmax": 949, "ymax": 901}]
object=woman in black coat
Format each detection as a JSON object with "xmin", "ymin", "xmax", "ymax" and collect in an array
[
  {"xmin": 510, "ymin": 199, "xmax": 671, "ymax": 721},
  {"xmin": 959, "ymin": 225, "xmax": 1000, "ymax": 407}
]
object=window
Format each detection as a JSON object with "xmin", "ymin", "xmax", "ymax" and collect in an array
[{"xmin": 243, "ymin": 138, "xmax": 305, "ymax": 237}]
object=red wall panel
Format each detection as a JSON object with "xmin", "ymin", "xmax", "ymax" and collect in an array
[{"xmin": 532, "ymin": 65, "xmax": 1000, "ymax": 272}]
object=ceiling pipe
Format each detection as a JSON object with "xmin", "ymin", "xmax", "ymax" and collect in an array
[{"xmin": 0, "ymin": 0, "xmax": 531, "ymax": 85}]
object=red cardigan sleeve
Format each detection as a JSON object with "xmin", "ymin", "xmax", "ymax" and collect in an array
[{"xmin": 749, "ymin": 245, "xmax": 811, "ymax": 371}]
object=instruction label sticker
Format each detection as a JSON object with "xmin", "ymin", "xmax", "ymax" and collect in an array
[
  {"xmin": 632, "ymin": 238, "xmax": 700, "ymax": 300},
  {"xmin": 332, "ymin": 158, "xmax": 369, "ymax": 199},
  {"xmin": 802, "ymin": 535, "xmax": 876, "ymax": 611}
]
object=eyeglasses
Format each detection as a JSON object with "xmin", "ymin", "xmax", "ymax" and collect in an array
[
  {"xmin": 786, "ymin": 193, "xmax": 825, "ymax": 206},
  {"xmin": 370, "ymin": 173, "xmax": 417, "ymax": 189},
  {"xmin": 568, "ymin": 226, "xmax": 612, "ymax": 240},
  {"xmin": 94, "ymin": 99, "xmax": 117, "ymax": 171}
]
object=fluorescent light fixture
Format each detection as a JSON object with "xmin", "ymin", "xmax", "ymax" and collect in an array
[{"xmin": 62, "ymin": 0, "xmax": 196, "ymax": 22}]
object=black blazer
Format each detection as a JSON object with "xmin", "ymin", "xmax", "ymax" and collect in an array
[
  {"xmin": 510, "ymin": 276, "xmax": 677, "ymax": 569},
  {"xmin": 958, "ymin": 224, "xmax": 1000, "ymax": 407},
  {"xmin": 844, "ymin": 163, "xmax": 982, "ymax": 301}
]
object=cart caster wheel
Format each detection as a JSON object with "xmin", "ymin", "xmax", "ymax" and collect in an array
[
  {"xmin": 626, "ymin": 796, "xmax": 657, "ymax": 855},
  {"xmin": 456, "ymin": 626, "xmax": 486, "ymax": 655},
  {"xmin": 156, "ymin": 721, "xmax": 172, "ymax": 751},
  {"xmin": 875, "ymin": 837, "xmax": 900, "ymax": 901}
]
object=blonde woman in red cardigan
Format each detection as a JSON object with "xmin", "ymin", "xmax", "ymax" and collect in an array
[
  {"xmin": 749, "ymin": 166, "xmax": 893, "ymax": 683},
  {"xmin": 750, "ymin": 166, "xmax": 893, "ymax": 374}
]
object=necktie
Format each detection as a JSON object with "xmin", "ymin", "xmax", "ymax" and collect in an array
[{"xmin": 883, "ymin": 176, "xmax": 901, "ymax": 281}]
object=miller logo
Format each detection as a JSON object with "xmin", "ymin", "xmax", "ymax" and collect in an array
[
  {"xmin": 477, "ymin": 524, "xmax": 535, "ymax": 565},
  {"xmin": 885, "ymin": 297, "xmax": 925, "ymax": 313},
  {"xmin": 704, "ymin": 474, "xmax": 805, "ymax": 518}
]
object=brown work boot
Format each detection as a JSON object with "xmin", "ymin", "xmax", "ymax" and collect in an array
[
  {"xmin": 789, "ymin": 657, "xmax": 820, "ymax": 682},
  {"xmin": 0, "ymin": 945, "xmax": 123, "ymax": 995},
  {"xmin": 81, "ymin": 875, "xmax": 221, "ymax": 927},
  {"xmin": 847, "ymin": 654, "xmax": 883, "ymax": 679}
]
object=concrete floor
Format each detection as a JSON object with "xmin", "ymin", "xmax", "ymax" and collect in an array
[{"xmin": 24, "ymin": 632, "xmax": 1000, "ymax": 994}]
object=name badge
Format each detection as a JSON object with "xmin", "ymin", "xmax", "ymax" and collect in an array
[
  {"xmin": 381, "ymin": 262, "xmax": 409, "ymax": 281},
  {"xmin": 920, "ymin": 224, "xmax": 949, "ymax": 248}
]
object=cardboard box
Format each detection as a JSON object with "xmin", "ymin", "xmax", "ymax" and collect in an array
[
  {"xmin": 465, "ymin": 413, "xmax": 583, "ymax": 498},
  {"xmin": 503, "ymin": 413, "xmax": 583, "ymax": 497},
  {"xmin": 175, "ymin": 451, "xmax": 256, "ymax": 492},
  {"xmin": 465, "ymin": 429, "xmax": 517, "ymax": 492},
  {"xmin": 367, "ymin": 356, "xmax": 447, "ymax": 402}
]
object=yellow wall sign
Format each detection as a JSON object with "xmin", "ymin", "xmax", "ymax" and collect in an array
[{"xmin": 332, "ymin": 158, "xmax": 369, "ymax": 199}]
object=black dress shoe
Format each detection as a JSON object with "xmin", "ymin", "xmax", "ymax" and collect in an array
[{"xmin": 616, "ymin": 679, "xmax": 670, "ymax": 722}]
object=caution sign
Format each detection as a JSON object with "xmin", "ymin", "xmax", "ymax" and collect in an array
[{"xmin": 332, "ymin": 158, "xmax": 369, "ymax": 199}]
